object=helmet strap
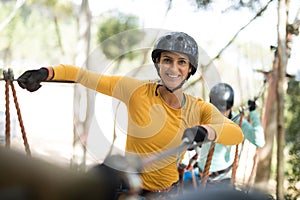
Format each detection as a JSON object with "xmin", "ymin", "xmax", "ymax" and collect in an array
[
  {"xmin": 228, "ymin": 111, "xmax": 233, "ymax": 119},
  {"xmin": 155, "ymin": 80, "xmax": 185, "ymax": 96},
  {"xmin": 155, "ymin": 84, "xmax": 163, "ymax": 96},
  {"xmin": 161, "ymin": 79, "xmax": 186, "ymax": 93}
]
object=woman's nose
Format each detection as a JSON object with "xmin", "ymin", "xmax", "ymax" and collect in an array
[{"xmin": 169, "ymin": 62, "xmax": 178, "ymax": 70}]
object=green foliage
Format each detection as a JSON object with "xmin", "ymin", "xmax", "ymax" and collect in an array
[
  {"xmin": 0, "ymin": 2, "xmax": 23, "ymax": 66},
  {"xmin": 285, "ymin": 80, "xmax": 300, "ymax": 200},
  {"xmin": 96, "ymin": 12, "xmax": 143, "ymax": 61},
  {"xmin": 26, "ymin": 0, "xmax": 74, "ymax": 16},
  {"xmin": 286, "ymin": 81, "xmax": 300, "ymax": 141},
  {"xmin": 0, "ymin": 0, "xmax": 77, "ymax": 72}
]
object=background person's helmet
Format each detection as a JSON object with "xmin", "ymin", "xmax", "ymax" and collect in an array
[
  {"xmin": 209, "ymin": 83, "xmax": 234, "ymax": 112},
  {"xmin": 151, "ymin": 32, "xmax": 199, "ymax": 77}
]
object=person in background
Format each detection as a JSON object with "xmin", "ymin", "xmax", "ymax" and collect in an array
[
  {"xmin": 195, "ymin": 82, "xmax": 265, "ymax": 188},
  {"xmin": 17, "ymin": 32, "xmax": 244, "ymax": 199}
]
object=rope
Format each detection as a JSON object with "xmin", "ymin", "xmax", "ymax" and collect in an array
[
  {"xmin": 231, "ymin": 144, "xmax": 239, "ymax": 187},
  {"xmin": 10, "ymin": 82, "xmax": 31, "ymax": 155},
  {"xmin": 5, "ymin": 80, "xmax": 11, "ymax": 148},
  {"xmin": 246, "ymin": 148, "xmax": 260, "ymax": 192},
  {"xmin": 231, "ymin": 112, "xmax": 244, "ymax": 188},
  {"xmin": 185, "ymin": 153, "xmax": 199, "ymax": 189},
  {"xmin": 200, "ymin": 142, "xmax": 216, "ymax": 188},
  {"xmin": 3, "ymin": 68, "xmax": 31, "ymax": 156}
]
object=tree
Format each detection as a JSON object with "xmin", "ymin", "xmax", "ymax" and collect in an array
[
  {"xmin": 275, "ymin": 1, "xmax": 288, "ymax": 199},
  {"xmin": 256, "ymin": 3, "xmax": 300, "ymax": 200},
  {"xmin": 182, "ymin": 1, "xmax": 297, "ymax": 198},
  {"xmin": 71, "ymin": 0, "xmax": 91, "ymax": 172},
  {"xmin": 25, "ymin": 0, "xmax": 75, "ymax": 56},
  {"xmin": 0, "ymin": 0, "xmax": 77, "ymax": 68},
  {"xmin": 285, "ymin": 80, "xmax": 300, "ymax": 200},
  {"xmin": 0, "ymin": 1, "xmax": 25, "ymax": 66},
  {"xmin": 96, "ymin": 12, "xmax": 142, "ymax": 73}
]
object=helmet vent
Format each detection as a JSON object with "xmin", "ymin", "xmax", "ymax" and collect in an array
[{"xmin": 177, "ymin": 36, "xmax": 183, "ymax": 41}]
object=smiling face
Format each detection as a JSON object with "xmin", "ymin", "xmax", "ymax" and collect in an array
[{"xmin": 158, "ymin": 51, "xmax": 191, "ymax": 90}]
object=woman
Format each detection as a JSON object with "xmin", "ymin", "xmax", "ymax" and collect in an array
[{"xmin": 17, "ymin": 31, "xmax": 243, "ymax": 198}]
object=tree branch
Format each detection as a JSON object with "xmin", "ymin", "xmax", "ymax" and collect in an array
[
  {"xmin": 0, "ymin": 0, "xmax": 25, "ymax": 31},
  {"xmin": 184, "ymin": 0, "xmax": 274, "ymax": 90}
]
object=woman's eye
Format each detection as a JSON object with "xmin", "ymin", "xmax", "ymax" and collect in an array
[
  {"xmin": 163, "ymin": 58, "xmax": 172, "ymax": 63},
  {"xmin": 178, "ymin": 60, "xmax": 187, "ymax": 65}
]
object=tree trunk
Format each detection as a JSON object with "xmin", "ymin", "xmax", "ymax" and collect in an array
[
  {"xmin": 71, "ymin": 0, "xmax": 92, "ymax": 172},
  {"xmin": 255, "ymin": 4, "xmax": 289, "ymax": 199},
  {"xmin": 276, "ymin": 0, "xmax": 288, "ymax": 199},
  {"xmin": 255, "ymin": 56, "xmax": 278, "ymax": 185}
]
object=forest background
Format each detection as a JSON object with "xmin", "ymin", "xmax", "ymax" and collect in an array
[{"xmin": 0, "ymin": 0, "xmax": 299, "ymax": 199}]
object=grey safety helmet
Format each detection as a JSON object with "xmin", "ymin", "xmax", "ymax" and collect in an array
[
  {"xmin": 209, "ymin": 83, "xmax": 234, "ymax": 112},
  {"xmin": 151, "ymin": 32, "xmax": 199, "ymax": 79}
]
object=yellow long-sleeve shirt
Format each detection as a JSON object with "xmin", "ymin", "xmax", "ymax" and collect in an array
[{"xmin": 52, "ymin": 64, "xmax": 243, "ymax": 191}]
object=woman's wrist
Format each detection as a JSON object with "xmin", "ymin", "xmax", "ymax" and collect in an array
[
  {"xmin": 45, "ymin": 67, "xmax": 54, "ymax": 80},
  {"xmin": 201, "ymin": 125, "xmax": 216, "ymax": 141}
]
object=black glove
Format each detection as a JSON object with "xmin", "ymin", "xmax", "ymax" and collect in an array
[
  {"xmin": 182, "ymin": 126, "xmax": 208, "ymax": 145},
  {"xmin": 248, "ymin": 100, "xmax": 256, "ymax": 111},
  {"xmin": 17, "ymin": 68, "xmax": 48, "ymax": 92}
]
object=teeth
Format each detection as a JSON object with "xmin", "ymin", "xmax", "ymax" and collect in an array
[{"xmin": 168, "ymin": 74, "xmax": 179, "ymax": 78}]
